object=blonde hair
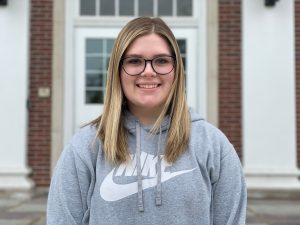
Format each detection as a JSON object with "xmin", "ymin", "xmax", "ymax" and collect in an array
[{"xmin": 92, "ymin": 17, "xmax": 190, "ymax": 164}]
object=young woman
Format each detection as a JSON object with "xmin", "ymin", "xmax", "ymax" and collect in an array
[{"xmin": 47, "ymin": 17, "xmax": 246, "ymax": 225}]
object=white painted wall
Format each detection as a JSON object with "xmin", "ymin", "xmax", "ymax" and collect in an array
[
  {"xmin": 243, "ymin": 0, "xmax": 300, "ymax": 189},
  {"xmin": 0, "ymin": 0, "xmax": 33, "ymax": 189}
]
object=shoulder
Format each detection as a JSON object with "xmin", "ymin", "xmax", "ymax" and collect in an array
[
  {"xmin": 189, "ymin": 109, "xmax": 229, "ymax": 144},
  {"xmin": 189, "ymin": 109, "xmax": 234, "ymax": 159},
  {"xmin": 65, "ymin": 124, "xmax": 101, "ymax": 164},
  {"xmin": 70, "ymin": 124, "xmax": 98, "ymax": 148},
  {"xmin": 188, "ymin": 110, "xmax": 242, "ymax": 183}
]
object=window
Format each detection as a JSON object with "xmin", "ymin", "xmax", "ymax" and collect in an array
[
  {"xmin": 177, "ymin": 39, "xmax": 186, "ymax": 69},
  {"xmin": 85, "ymin": 38, "xmax": 114, "ymax": 104},
  {"xmin": 79, "ymin": 0, "xmax": 193, "ymax": 17}
]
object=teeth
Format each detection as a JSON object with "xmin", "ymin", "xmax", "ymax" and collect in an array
[{"xmin": 138, "ymin": 84, "xmax": 158, "ymax": 89}]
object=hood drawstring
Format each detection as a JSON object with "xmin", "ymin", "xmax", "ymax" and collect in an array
[
  {"xmin": 155, "ymin": 126, "xmax": 162, "ymax": 206},
  {"xmin": 136, "ymin": 122, "xmax": 144, "ymax": 212},
  {"xmin": 135, "ymin": 121, "xmax": 163, "ymax": 212}
]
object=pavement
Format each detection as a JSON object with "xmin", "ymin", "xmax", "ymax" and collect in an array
[
  {"xmin": 0, "ymin": 188, "xmax": 300, "ymax": 225},
  {"xmin": 0, "ymin": 188, "xmax": 47, "ymax": 225}
]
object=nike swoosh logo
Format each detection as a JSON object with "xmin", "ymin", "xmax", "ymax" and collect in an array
[{"xmin": 100, "ymin": 168, "xmax": 196, "ymax": 201}]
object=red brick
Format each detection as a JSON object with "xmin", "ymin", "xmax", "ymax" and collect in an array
[
  {"xmin": 28, "ymin": 0, "xmax": 53, "ymax": 187},
  {"xmin": 219, "ymin": 0, "xmax": 242, "ymax": 160}
]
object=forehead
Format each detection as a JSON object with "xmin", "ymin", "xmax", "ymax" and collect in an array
[{"xmin": 125, "ymin": 33, "xmax": 172, "ymax": 56}]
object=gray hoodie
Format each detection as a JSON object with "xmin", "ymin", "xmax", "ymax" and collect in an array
[{"xmin": 47, "ymin": 110, "xmax": 247, "ymax": 225}]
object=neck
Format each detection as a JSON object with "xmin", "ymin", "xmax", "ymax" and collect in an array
[{"xmin": 128, "ymin": 105, "xmax": 163, "ymax": 125}]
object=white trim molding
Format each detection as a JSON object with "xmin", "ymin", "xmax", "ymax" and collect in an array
[
  {"xmin": 245, "ymin": 168, "xmax": 300, "ymax": 190},
  {"xmin": 0, "ymin": 168, "xmax": 34, "ymax": 190},
  {"xmin": 206, "ymin": 0, "xmax": 218, "ymax": 126},
  {"xmin": 51, "ymin": 0, "xmax": 66, "ymax": 174}
]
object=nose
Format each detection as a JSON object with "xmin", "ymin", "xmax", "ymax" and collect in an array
[{"xmin": 141, "ymin": 61, "xmax": 156, "ymax": 77}]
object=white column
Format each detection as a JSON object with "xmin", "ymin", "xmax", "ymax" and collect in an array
[
  {"xmin": 243, "ymin": 0, "xmax": 300, "ymax": 190},
  {"xmin": 0, "ymin": 0, "xmax": 34, "ymax": 189}
]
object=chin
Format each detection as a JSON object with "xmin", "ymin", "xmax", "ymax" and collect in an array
[
  {"xmin": 137, "ymin": 101, "xmax": 164, "ymax": 109},
  {"xmin": 140, "ymin": 103, "xmax": 160, "ymax": 108}
]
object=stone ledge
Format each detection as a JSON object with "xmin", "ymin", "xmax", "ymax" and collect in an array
[{"xmin": 248, "ymin": 189, "xmax": 300, "ymax": 200}]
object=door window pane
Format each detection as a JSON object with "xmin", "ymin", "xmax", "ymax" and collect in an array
[
  {"xmin": 120, "ymin": 0, "xmax": 134, "ymax": 16},
  {"xmin": 86, "ymin": 90, "xmax": 104, "ymax": 104},
  {"xmin": 80, "ymin": 0, "xmax": 96, "ymax": 15},
  {"xmin": 177, "ymin": 39, "xmax": 186, "ymax": 70},
  {"xmin": 86, "ymin": 73, "xmax": 102, "ymax": 86},
  {"xmin": 100, "ymin": 0, "xmax": 115, "ymax": 16},
  {"xmin": 86, "ymin": 39, "xmax": 103, "ymax": 53},
  {"xmin": 177, "ymin": 39, "xmax": 186, "ymax": 54},
  {"xmin": 158, "ymin": 0, "xmax": 172, "ymax": 16},
  {"xmin": 107, "ymin": 39, "xmax": 114, "ymax": 52},
  {"xmin": 138, "ymin": 0, "xmax": 153, "ymax": 16},
  {"xmin": 85, "ymin": 38, "xmax": 115, "ymax": 104},
  {"xmin": 177, "ymin": 0, "xmax": 192, "ymax": 16},
  {"xmin": 86, "ymin": 56, "xmax": 104, "ymax": 71}
]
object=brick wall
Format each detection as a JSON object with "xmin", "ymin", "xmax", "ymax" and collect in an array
[
  {"xmin": 218, "ymin": 0, "xmax": 242, "ymax": 159},
  {"xmin": 296, "ymin": 1, "xmax": 300, "ymax": 168},
  {"xmin": 28, "ymin": 0, "xmax": 53, "ymax": 186}
]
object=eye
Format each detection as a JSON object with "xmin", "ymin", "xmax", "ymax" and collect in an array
[
  {"xmin": 154, "ymin": 57, "xmax": 172, "ymax": 65},
  {"xmin": 124, "ymin": 57, "xmax": 143, "ymax": 65}
]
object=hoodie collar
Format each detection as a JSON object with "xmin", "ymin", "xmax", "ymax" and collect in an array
[{"xmin": 123, "ymin": 109, "xmax": 171, "ymax": 134}]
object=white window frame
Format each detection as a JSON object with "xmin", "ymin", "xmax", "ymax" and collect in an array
[{"xmin": 76, "ymin": 0, "xmax": 196, "ymax": 18}]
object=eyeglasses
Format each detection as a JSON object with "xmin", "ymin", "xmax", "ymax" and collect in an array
[{"xmin": 121, "ymin": 55, "xmax": 175, "ymax": 76}]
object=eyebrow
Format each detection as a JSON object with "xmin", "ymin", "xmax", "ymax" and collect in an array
[{"xmin": 123, "ymin": 54, "xmax": 173, "ymax": 58}]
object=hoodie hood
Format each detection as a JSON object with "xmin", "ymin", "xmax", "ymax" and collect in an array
[
  {"xmin": 189, "ymin": 108, "xmax": 205, "ymax": 123},
  {"xmin": 124, "ymin": 108, "xmax": 204, "ymax": 134},
  {"xmin": 123, "ymin": 110, "xmax": 171, "ymax": 134}
]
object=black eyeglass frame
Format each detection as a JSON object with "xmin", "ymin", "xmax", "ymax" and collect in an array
[{"xmin": 121, "ymin": 55, "xmax": 176, "ymax": 76}]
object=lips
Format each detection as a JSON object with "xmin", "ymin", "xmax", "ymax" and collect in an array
[{"xmin": 137, "ymin": 84, "xmax": 160, "ymax": 89}]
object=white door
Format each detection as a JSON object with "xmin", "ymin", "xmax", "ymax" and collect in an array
[{"xmin": 75, "ymin": 27, "xmax": 197, "ymax": 129}]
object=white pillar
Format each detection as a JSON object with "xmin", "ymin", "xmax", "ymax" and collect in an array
[
  {"xmin": 0, "ymin": 0, "xmax": 34, "ymax": 189},
  {"xmin": 243, "ymin": 0, "xmax": 300, "ymax": 190}
]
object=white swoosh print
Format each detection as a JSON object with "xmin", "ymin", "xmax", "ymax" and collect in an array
[{"xmin": 100, "ymin": 168, "xmax": 196, "ymax": 201}]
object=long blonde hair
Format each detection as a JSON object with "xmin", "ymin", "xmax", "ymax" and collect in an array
[{"xmin": 92, "ymin": 17, "xmax": 190, "ymax": 164}]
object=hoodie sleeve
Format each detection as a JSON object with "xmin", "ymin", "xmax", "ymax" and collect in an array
[
  {"xmin": 47, "ymin": 144, "xmax": 93, "ymax": 225},
  {"xmin": 211, "ymin": 144, "xmax": 247, "ymax": 225}
]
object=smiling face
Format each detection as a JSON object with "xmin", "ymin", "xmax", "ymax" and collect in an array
[{"xmin": 120, "ymin": 33, "xmax": 175, "ymax": 124}]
